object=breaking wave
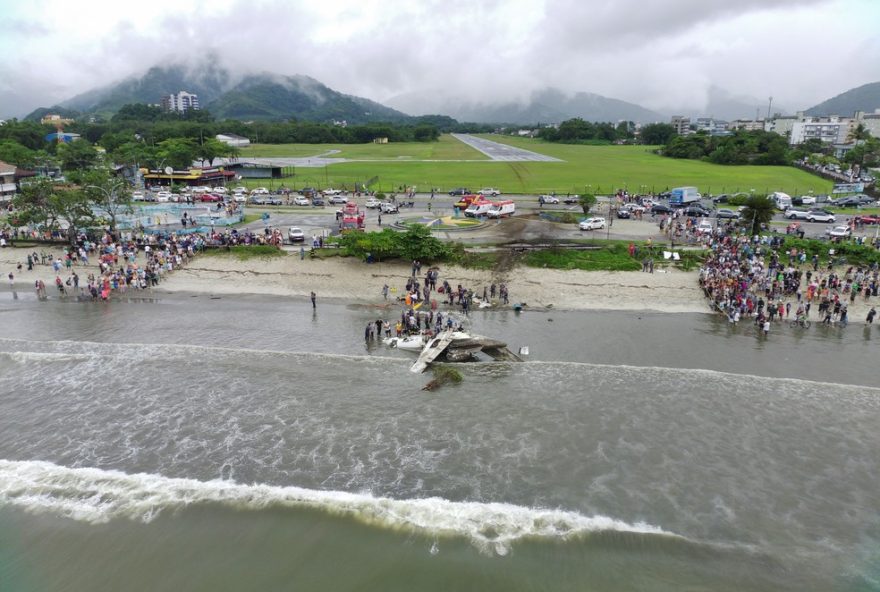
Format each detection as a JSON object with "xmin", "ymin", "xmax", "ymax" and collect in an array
[{"xmin": 0, "ymin": 459, "xmax": 675, "ymax": 555}]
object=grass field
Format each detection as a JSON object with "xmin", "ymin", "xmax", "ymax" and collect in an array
[{"xmin": 236, "ymin": 134, "xmax": 833, "ymax": 196}]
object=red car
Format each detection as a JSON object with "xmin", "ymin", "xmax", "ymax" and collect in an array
[
  {"xmin": 856, "ymin": 215, "xmax": 880, "ymax": 225},
  {"xmin": 199, "ymin": 193, "xmax": 223, "ymax": 202}
]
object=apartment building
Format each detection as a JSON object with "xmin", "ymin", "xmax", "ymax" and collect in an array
[{"xmin": 161, "ymin": 91, "xmax": 200, "ymax": 114}]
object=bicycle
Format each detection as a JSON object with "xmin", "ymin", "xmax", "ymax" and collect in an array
[{"xmin": 789, "ymin": 318, "xmax": 811, "ymax": 329}]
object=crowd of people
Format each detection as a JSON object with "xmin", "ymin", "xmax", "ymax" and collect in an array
[
  {"xmin": 3, "ymin": 225, "xmax": 292, "ymax": 302},
  {"xmin": 699, "ymin": 230, "xmax": 879, "ymax": 332},
  {"xmin": 364, "ymin": 260, "xmax": 513, "ymax": 343}
]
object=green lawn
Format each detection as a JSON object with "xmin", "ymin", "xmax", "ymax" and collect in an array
[{"xmin": 234, "ymin": 134, "xmax": 834, "ymax": 196}]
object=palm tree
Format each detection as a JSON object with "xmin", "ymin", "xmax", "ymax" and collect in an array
[
  {"xmin": 739, "ymin": 195, "xmax": 775, "ymax": 235},
  {"xmin": 848, "ymin": 123, "xmax": 870, "ymax": 144}
]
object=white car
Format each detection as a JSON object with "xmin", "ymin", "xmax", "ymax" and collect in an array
[
  {"xmin": 800, "ymin": 195, "xmax": 816, "ymax": 205},
  {"xmin": 540, "ymin": 194, "xmax": 560, "ymax": 204},
  {"xmin": 696, "ymin": 220, "xmax": 714, "ymax": 234},
  {"xmin": 379, "ymin": 202, "xmax": 399, "ymax": 213},
  {"xmin": 155, "ymin": 191, "xmax": 172, "ymax": 203},
  {"xmin": 131, "ymin": 191, "xmax": 146, "ymax": 202},
  {"xmin": 365, "ymin": 197, "xmax": 381, "ymax": 208},
  {"xmin": 293, "ymin": 196, "xmax": 311, "ymax": 206},
  {"xmin": 479, "ymin": 188, "xmax": 501, "ymax": 197},
  {"xmin": 250, "ymin": 187, "xmax": 270, "ymax": 195},
  {"xmin": 826, "ymin": 225, "xmax": 852, "ymax": 238},
  {"xmin": 233, "ymin": 194, "xmax": 248, "ymax": 203},
  {"xmin": 579, "ymin": 217, "xmax": 606, "ymax": 230},
  {"xmin": 323, "ymin": 188, "xmax": 343, "ymax": 196},
  {"xmin": 807, "ymin": 210, "xmax": 836, "ymax": 223},
  {"xmin": 288, "ymin": 227, "xmax": 305, "ymax": 243}
]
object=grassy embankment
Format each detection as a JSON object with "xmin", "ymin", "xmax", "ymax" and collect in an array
[{"xmin": 234, "ymin": 134, "xmax": 832, "ymax": 197}]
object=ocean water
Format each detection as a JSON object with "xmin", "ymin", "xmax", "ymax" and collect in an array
[{"xmin": 0, "ymin": 293, "xmax": 878, "ymax": 591}]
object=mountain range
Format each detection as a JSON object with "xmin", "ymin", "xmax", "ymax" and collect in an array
[
  {"xmin": 805, "ymin": 81, "xmax": 880, "ymax": 117},
  {"xmin": 20, "ymin": 59, "xmax": 880, "ymax": 126}
]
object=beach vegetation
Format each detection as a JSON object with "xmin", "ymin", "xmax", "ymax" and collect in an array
[
  {"xmin": 423, "ymin": 365, "xmax": 463, "ymax": 391},
  {"xmin": 780, "ymin": 237, "xmax": 880, "ymax": 267},
  {"xmin": 336, "ymin": 224, "xmax": 450, "ymax": 262},
  {"xmin": 200, "ymin": 245, "xmax": 285, "ymax": 260},
  {"xmin": 522, "ymin": 244, "xmax": 641, "ymax": 272}
]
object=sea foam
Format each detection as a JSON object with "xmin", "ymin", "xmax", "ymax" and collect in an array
[{"xmin": 0, "ymin": 459, "xmax": 673, "ymax": 555}]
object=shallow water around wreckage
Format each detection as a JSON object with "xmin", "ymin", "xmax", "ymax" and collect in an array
[{"xmin": 0, "ymin": 293, "xmax": 878, "ymax": 591}]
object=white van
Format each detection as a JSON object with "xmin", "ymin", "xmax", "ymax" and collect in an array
[
  {"xmin": 770, "ymin": 192, "xmax": 792, "ymax": 210},
  {"xmin": 464, "ymin": 200, "xmax": 493, "ymax": 217},
  {"xmin": 486, "ymin": 200, "xmax": 515, "ymax": 218}
]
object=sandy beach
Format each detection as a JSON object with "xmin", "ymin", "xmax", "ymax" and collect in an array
[{"xmin": 3, "ymin": 246, "xmax": 877, "ymax": 321}]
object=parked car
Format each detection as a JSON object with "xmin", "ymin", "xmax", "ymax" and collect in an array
[
  {"xmin": 785, "ymin": 208, "xmax": 811, "ymax": 220},
  {"xmin": 327, "ymin": 195, "xmax": 348, "ymax": 205},
  {"xmin": 300, "ymin": 187, "xmax": 317, "ymax": 197},
  {"xmin": 311, "ymin": 197, "xmax": 325, "ymax": 207},
  {"xmin": 233, "ymin": 193, "xmax": 247, "ymax": 203},
  {"xmin": 716, "ymin": 208, "xmax": 740, "ymax": 219},
  {"xmin": 695, "ymin": 220, "xmax": 714, "ymax": 234},
  {"xmin": 833, "ymin": 194, "xmax": 875, "ymax": 207},
  {"xmin": 807, "ymin": 210, "xmax": 836, "ymax": 223},
  {"xmin": 616, "ymin": 207, "xmax": 631, "ymax": 219},
  {"xmin": 250, "ymin": 187, "xmax": 270, "ymax": 195},
  {"xmin": 448, "ymin": 187, "xmax": 470, "ymax": 196},
  {"xmin": 478, "ymin": 188, "xmax": 501, "ymax": 197},
  {"xmin": 293, "ymin": 196, "xmax": 311, "ymax": 206},
  {"xmin": 323, "ymin": 188, "xmax": 343, "ymax": 196},
  {"xmin": 539, "ymin": 194, "xmax": 559, "ymax": 204},
  {"xmin": 379, "ymin": 201, "xmax": 399, "ymax": 213},
  {"xmin": 563, "ymin": 196, "xmax": 580, "ymax": 205},
  {"xmin": 131, "ymin": 191, "xmax": 146, "ymax": 202},
  {"xmin": 855, "ymin": 215, "xmax": 880, "ymax": 225},
  {"xmin": 200, "ymin": 193, "xmax": 223, "ymax": 202},
  {"xmin": 579, "ymin": 217, "xmax": 606, "ymax": 230},
  {"xmin": 683, "ymin": 205, "xmax": 711, "ymax": 217},
  {"xmin": 651, "ymin": 203, "xmax": 673, "ymax": 214},
  {"xmin": 155, "ymin": 191, "xmax": 172, "ymax": 203},
  {"xmin": 826, "ymin": 225, "xmax": 852, "ymax": 238},
  {"xmin": 628, "ymin": 204, "xmax": 646, "ymax": 214},
  {"xmin": 288, "ymin": 227, "xmax": 305, "ymax": 243},
  {"xmin": 365, "ymin": 197, "xmax": 381, "ymax": 208},
  {"xmin": 799, "ymin": 195, "xmax": 817, "ymax": 205}
]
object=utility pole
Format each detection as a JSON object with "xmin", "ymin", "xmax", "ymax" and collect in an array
[{"xmin": 766, "ymin": 97, "xmax": 773, "ymax": 120}]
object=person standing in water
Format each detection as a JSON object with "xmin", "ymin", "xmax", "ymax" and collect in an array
[{"xmin": 310, "ymin": 291, "xmax": 316, "ymax": 309}]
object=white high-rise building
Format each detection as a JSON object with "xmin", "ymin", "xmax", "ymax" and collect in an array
[{"xmin": 161, "ymin": 91, "xmax": 200, "ymax": 113}]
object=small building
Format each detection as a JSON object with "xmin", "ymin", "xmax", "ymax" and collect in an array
[
  {"xmin": 142, "ymin": 166, "xmax": 235, "ymax": 188},
  {"xmin": 223, "ymin": 162, "xmax": 283, "ymax": 179},
  {"xmin": 373, "ymin": 137, "xmax": 389, "ymax": 144},
  {"xmin": 44, "ymin": 132, "xmax": 81, "ymax": 143},
  {"xmin": 216, "ymin": 133, "xmax": 251, "ymax": 148},
  {"xmin": 40, "ymin": 113, "xmax": 75, "ymax": 126},
  {"xmin": 0, "ymin": 160, "xmax": 16, "ymax": 200}
]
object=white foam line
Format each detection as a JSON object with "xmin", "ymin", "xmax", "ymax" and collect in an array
[
  {"xmin": 0, "ymin": 460, "xmax": 675, "ymax": 555},
  {"xmin": 0, "ymin": 338, "xmax": 403, "ymax": 365},
  {"xmin": 523, "ymin": 360, "xmax": 880, "ymax": 393}
]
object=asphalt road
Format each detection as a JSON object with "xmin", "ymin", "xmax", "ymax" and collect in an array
[{"xmin": 450, "ymin": 134, "xmax": 563, "ymax": 162}]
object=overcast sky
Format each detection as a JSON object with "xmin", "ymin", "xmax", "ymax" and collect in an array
[{"xmin": 2, "ymin": 0, "xmax": 879, "ymax": 119}]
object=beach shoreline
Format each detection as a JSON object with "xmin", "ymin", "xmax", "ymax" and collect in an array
[{"xmin": 3, "ymin": 246, "xmax": 877, "ymax": 322}]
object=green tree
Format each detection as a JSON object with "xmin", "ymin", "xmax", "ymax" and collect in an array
[
  {"xmin": 739, "ymin": 195, "xmax": 775, "ymax": 235},
  {"xmin": 640, "ymin": 123, "xmax": 676, "ymax": 145},
  {"xmin": 156, "ymin": 138, "xmax": 197, "ymax": 170},
  {"xmin": 12, "ymin": 178, "xmax": 95, "ymax": 245},
  {"xmin": 395, "ymin": 224, "xmax": 449, "ymax": 261},
  {"xmin": 578, "ymin": 193, "xmax": 597, "ymax": 215},
  {"xmin": 195, "ymin": 138, "xmax": 235, "ymax": 166},
  {"xmin": 0, "ymin": 140, "xmax": 37, "ymax": 168},
  {"xmin": 56, "ymin": 140, "xmax": 99, "ymax": 171},
  {"xmin": 80, "ymin": 169, "xmax": 133, "ymax": 233}
]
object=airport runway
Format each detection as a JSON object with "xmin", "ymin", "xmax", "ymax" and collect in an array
[{"xmin": 450, "ymin": 133, "xmax": 563, "ymax": 162}]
